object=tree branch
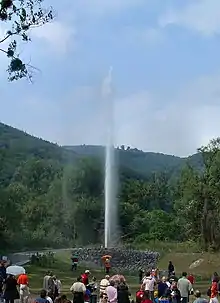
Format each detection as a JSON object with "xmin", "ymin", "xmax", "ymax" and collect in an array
[{"xmin": 0, "ymin": 32, "xmax": 16, "ymax": 44}]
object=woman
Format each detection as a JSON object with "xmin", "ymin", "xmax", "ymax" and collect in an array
[
  {"xmin": 209, "ymin": 278, "xmax": 219, "ymax": 303},
  {"xmin": 4, "ymin": 274, "xmax": 19, "ymax": 303}
]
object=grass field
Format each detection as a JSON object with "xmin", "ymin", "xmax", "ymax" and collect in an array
[{"xmin": 25, "ymin": 250, "xmax": 220, "ymax": 300}]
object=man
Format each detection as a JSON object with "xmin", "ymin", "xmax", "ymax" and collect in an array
[
  {"xmin": 177, "ymin": 272, "xmax": 192, "ymax": 303},
  {"xmin": 70, "ymin": 276, "xmax": 86, "ymax": 303},
  {"xmin": 193, "ymin": 290, "xmax": 208, "ymax": 303},
  {"xmin": 43, "ymin": 272, "xmax": 52, "ymax": 292},
  {"xmin": 81, "ymin": 270, "xmax": 90, "ymax": 286},
  {"xmin": 17, "ymin": 272, "xmax": 30, "ymax": 303},
  {"xmin": 71, "ymin": 255, "xmax": 79, "ymax": 271},
  {"xmin": 34, "ymin": 289, "xmax": 49, "ymax": 303},
  {"xmin": 168, "ymin": 261, "xmax": 175, "ymax": 277},
  {"xmin": 142, "ymin": 271, "xmax": 156, "ymax": 301}
]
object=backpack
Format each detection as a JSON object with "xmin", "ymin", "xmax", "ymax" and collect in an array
[{"xmin": 207, "ymin": 287, "xmax": 211, "ymax": 297}]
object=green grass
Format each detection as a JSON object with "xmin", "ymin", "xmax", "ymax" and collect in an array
[{"xmin": 25, "ymin": 250, "xmax": 217, "ymax": 300}]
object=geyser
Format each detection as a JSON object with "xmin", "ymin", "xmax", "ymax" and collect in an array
[{"xmin": 102, "ymin": 67, "xmax": 118, "ymax": 248}]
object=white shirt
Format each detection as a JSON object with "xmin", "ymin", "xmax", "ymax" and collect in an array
[
  {"xmin": 54, "ymin": 280, "xmax": 62, "ymax": 294},
  {"xmin": 46, "ymin": 296, "xmax": 53, "ymax": 303},
  {"xmin": 143, "ymin": 276, "xmax": 155, "ymax": 291}
]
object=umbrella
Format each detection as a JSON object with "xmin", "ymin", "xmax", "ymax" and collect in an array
[
  {"xmin": 6, "ymin": 265, "xmax": 25, "ymax": 276},
  {"xmin": 101, "ymin": 255, "xmax": 112, "ymax": 260},
  {"xmin": 109, "ymin": 274, "xmax": 125, "ymax": 283}
]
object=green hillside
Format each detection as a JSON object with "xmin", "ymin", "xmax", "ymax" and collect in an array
[
  {"xmin": 1, "ymin": 122, "xmax": 218, "ymax": 252},
  {"xmin": 64, "ymin": 145, "xmax": 204, "ymax": 178},
  {"xmin": 0, "ymin": 121, "xmax": 203, "ymax": 185},
  {"xmin": 0, "ymin": 122, "xmax": 77, "ymax": 186}
]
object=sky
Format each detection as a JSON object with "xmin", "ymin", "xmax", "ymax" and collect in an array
[{"xmin": 1, "ymin": 0, "xmax": 220, "ymax": 157}]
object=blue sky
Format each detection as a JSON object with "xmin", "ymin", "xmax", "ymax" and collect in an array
[{"xmin": 1, "ymin": 0, "xmax": 220, "ymax": 156}]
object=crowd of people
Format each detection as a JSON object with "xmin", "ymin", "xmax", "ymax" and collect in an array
[{"xmin": 0, "ymin": 259, "xmax": 220, "ymax": 303}]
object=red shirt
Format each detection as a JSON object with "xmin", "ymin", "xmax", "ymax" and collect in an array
[
  {"xmin": 187, "ymin": 275, "xmax": 195, "ymax": 285},
  {"xmin": 211, "ymin": 281, "xmax": 218, "ymax": 298},
  {"xmin": 17, "ymin": 274, "xmax": 28, "ymax": 285},
  {"xmin": 136, "ymin": 290, "xmax": 144, "ymax": 303},
  {"xmin": 81, "ymin": 273, "xmax": 89, "ymax": 285},
  {"xmin": 142, "ymin": 300, "xmax": 153, "ymax": 303}
]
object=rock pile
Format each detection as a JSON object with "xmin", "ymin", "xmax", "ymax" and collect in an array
[{"xmin": 71, "ymin": 247, "xmax": 159, "ymax": 272}]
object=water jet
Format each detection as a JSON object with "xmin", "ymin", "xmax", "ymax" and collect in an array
[{"xmin": 102, "ymin": 67, "xmax": 118, "ymax": 248}]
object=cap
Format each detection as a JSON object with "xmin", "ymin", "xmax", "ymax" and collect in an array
[{"xmin": 85, "ymin": 270, "xmax": 90, "ymax": 274}]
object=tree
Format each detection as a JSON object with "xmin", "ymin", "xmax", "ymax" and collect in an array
[{"xmin": 0, "ymin": 0, "xmax": 53, "ymax": 81}]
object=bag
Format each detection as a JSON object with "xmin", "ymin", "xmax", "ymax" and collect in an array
[{"xmin": 207, "ymin": 287, "xmax": 211, "ymax": 297}]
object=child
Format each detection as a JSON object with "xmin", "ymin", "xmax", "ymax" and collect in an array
[{"xmin": 142, "ymin": 291, "xmax": 153, "ymax": 303}]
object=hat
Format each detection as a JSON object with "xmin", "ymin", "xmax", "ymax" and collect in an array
[{"xmin": 85, "ymin": 270, "xmax": 90, "ymax": 274}]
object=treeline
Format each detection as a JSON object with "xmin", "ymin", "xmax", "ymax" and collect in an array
[{"xmin": 1, "ymin": 138, "xmax": 220, "ymax": 251}]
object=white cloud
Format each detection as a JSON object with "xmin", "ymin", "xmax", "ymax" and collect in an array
[
  {"xmin": 60, "ymin": 74, "xmax": 220, "ymax": 157},
  {"xmin": 7, "ymin": 74, "xmax": 220, "ymax": 157},
  {"xmin": 31, "ymin": 21, "xmax": 76, "ymax": 54},
  {"xmin": 159, "ymin": 0, "xmax": 220, "ymax": 36}
]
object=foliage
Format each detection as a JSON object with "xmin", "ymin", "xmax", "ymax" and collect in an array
[
  {"xmin": 0, "ymin": 0, "xmax": 53, "ymax": 81},
  {"xmin": 1, "ymin": 122, "xmax": 220, "ymax": 251}
]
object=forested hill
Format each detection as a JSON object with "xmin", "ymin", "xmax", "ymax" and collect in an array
[
  {"xmin": 0, "ymin": 121, "xmax": 203, "ymax": 183},
  {"xmin": 2, "ymin": 121, "xmax": 215, "ymax": 252},
  {"xmin": 0, "ymin": 122, "xmax": 78, "ymax": 185},
  {"xmin": 64, "ymin": 145, "xmax": 204, "ymax": 178}
]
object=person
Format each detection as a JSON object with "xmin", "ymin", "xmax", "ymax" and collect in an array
[
  {"xmin": 142, "ymin": 271, "xmax": 156, "ymax": 301},
  {"xmin": 71, "ymin": 255, "xmax": 79, "ymax": 271},
  {"xmin": 43, "ymin": 272, "xmax": 53, "ymax": 292},
  {"xmin": 17, "ymin": 272, "xmax": 30, "ymax": 303},
  {"xmin": 46, "ymin": 291, "xmax": 53, "ymax": 303},
  {"xmin": 142, "ymin": 291, "xmax": 153, "ymax": 303},
  {"xmin": 209, "ymin": 278, "xmax": 219, "ymax": 303},
  {"xmin": 70, "ymin": 276, "xmax": 86, "ymax": 303},
  {"xmin": 3, "ymin": 275, "xmax": 19, "ymax": 303},
  {"xmin": 168, "ymin": 262, "xmax": 174, "ymax": 278},
  {"xmin": 158, "ymin": 277, "xmax": 169, "ymax": 298},
  {"xmin": 81, "ymin": 270, "xmax": 90, "ymax": 286},
  {"xmin": 106, "ymin": 280, "xmax": 117, "ymax": 303},
  {"xmin": 53, "ymin": 276, "xmax": 61, "ymax": 299},
  {"xmin": 0, "ymin": 263, "xmax": 6, "ymax": 281},
  {"xmin": 139, "ymin": 270, "xmax": 144, "ymax": 284},
  {"xmin": 0, "ymin": 274, "xmax": 4, "ymax": 303},
  {"xmin": 171, "ymin": 281, "xmax": 181, "ymax": 303},
  {"xmin": 169, "ymin": 272, "xmax": 178, "ymax": 284},
  {"xmin": 193, "ymin": 290, "xmax": 208, "ymax": 303},
  {"xmin": 104, "ymin": 259, "xmax": 111, "ymax": 274},
  {"xmin": 154, "ymin": 290, "xmax": 159, "ymax": 303},
  {"xmin": 187, "ymin": 274, "xmax": 195, "ymax": 286},
  {"xmin": 100, "ymin": 275, "xmax": 110, "ymax": 296},
  {"xmin": 117, "ymin": 283, "xmax": 130, "ymax": 303},
  {"xmin": 136, "ymin": 287, "xmax": 145, "ymax": 303},
  {"xmin": 212, "ymin": 273, "xmax": 219, "ymax": 283},
  {"xmin": 34, "ymin": 289, "xmax": 49, "ymax": 303},
  {"xmin": 84, "ymin": 288, "xmax": 91, "ymax": 303},
  {"xmin": 177, "ymin": 272, "xmax": 192, "ymax": 303},
  {"xmin": 90, "ymin": 277, "xmax": 98, "ymax": 303}
]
